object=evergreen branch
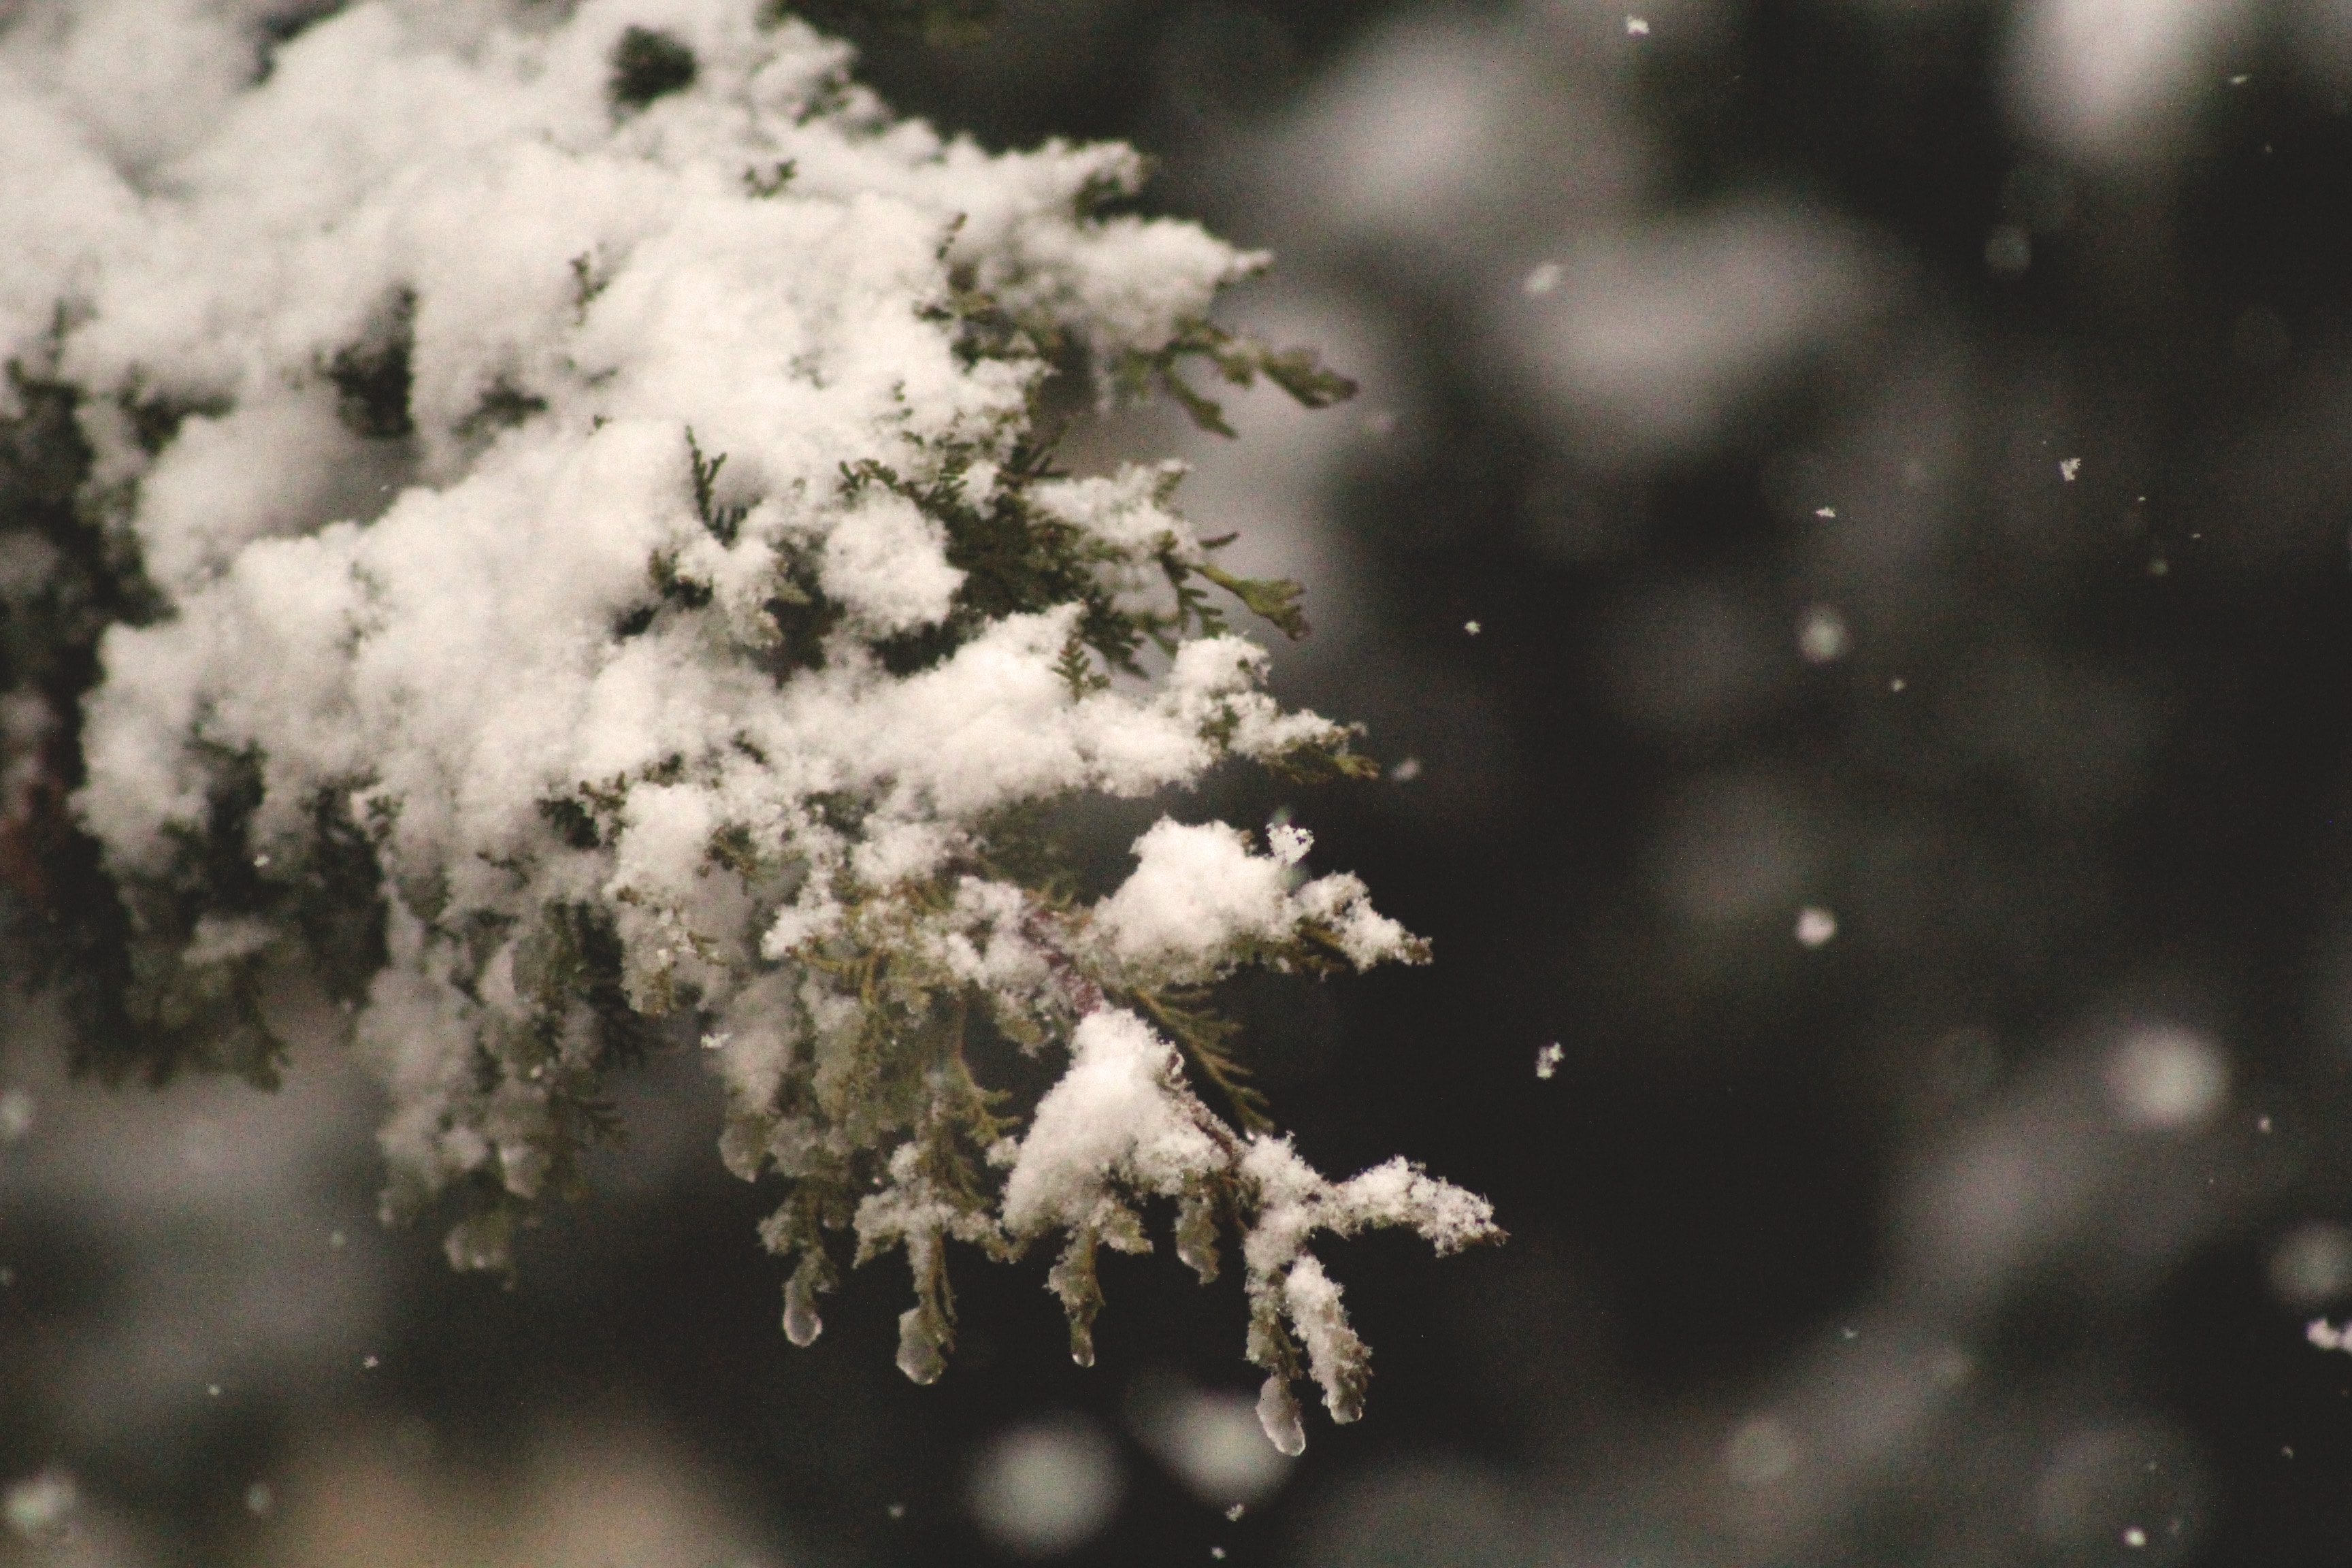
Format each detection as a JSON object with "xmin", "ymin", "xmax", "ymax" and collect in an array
[
  {"xmin": 1127, "ymin": 985, "xmax": 1275, "ymax": 1135},
  {"xmin": 1196, "ymin": 559, "xmax": 1311, "ymax": 640},
  {"xmin": 1115, "ymin": 320, "xmax": 1359, "ymax": 438}
]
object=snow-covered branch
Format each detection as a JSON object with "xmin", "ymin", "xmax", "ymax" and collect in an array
[{"xmin": 0, "ymin": 0, "xmax": 1495, "ymax": 1448}]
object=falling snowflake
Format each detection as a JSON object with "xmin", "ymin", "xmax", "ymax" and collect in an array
[{"xmin": 1797, "ymin": 606, "xmax": 1850, "ymax": 664}]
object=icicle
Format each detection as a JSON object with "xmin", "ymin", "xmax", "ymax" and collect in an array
[
  {"xmin": 896, "ymin": 1307, "xmax": 947, "ymax": 1385},
  {"xmin": 1256, "ymin": 1375, "xmax": 1306, "ymax": 1456},
  {"xmin": 783, "ymin": 1270, "xmax": 823, "ymax": 1348},
  {"xmin": 1175, "ymin": 1192, "xmax": 1221, "ymax": 1284},
  {"xmin": 1048, "ymin": 1228, "xmax": 1105, "ymax": 1368}
]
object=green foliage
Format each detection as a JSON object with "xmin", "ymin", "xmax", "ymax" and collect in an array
[
  {"xmin": 608, "ymin": 25, "xmax": 700, "ymax": 112},
  {"xmin": 741, "ymin": 159, "xmax": 798, "ymax": 199},
  {"xmin": 455, "ymin": 376, "xmax": 550, "ymax": 442},
  {"xmin": 685, "ymin": 428, "xmax": 750, "ymax": 546},
  {"xmin": 1, "ymin": 350, "xmax": 176, "ymax": 1080},
  {"xmin": 1130, "ymin": 984, "xmax": 1272, "ymax": 1133},
  {"xmin": 97, "ymin": 749, "xmax": 393, "ymax": 1092},
  {"xmin": 325, "ymin": 289, "xmax": 417, "ymax": 440},
  {"xmin": 568, "ymin": 252, "xmax": 610, "ymax": 323},
  {"xmin": 1114, "ymin": 320, "xmax": 1359, "ymax": 440}
]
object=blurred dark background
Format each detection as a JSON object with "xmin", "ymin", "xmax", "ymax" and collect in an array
[{"xmin": 18, "ymin": 1, "xmax": 2352, "ymax": 1564}]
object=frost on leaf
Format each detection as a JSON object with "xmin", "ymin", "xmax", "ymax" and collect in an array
[{"xmin": 0, "ymin": 0, "xmax": 1496, "ymax": 1448}]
